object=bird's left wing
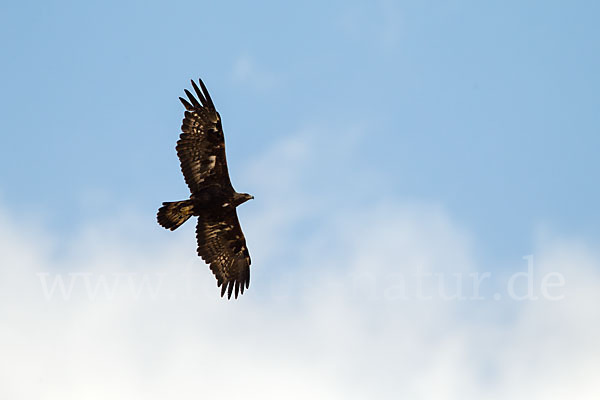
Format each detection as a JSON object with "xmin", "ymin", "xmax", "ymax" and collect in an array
[{"xmin": 176, "ymin": 79, "xmax": 234, "ymax": 195}]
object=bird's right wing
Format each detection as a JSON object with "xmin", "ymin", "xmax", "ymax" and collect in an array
[{"xmin": 196, "ymin": 209, "xmax": 251, "ymax": 299}]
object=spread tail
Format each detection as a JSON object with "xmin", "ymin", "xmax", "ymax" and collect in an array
[{"xmin": 157, "ymin": 200, "xmax": 194, "ymax": 230}]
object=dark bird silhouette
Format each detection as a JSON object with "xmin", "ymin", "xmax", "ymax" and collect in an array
[{"xmin": 157, "ymin": 79, "xmax": 253, "ymax": 299}]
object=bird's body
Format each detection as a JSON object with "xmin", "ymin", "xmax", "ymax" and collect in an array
[{"xmin": 157, "ymin": 79, "xmax": 253, "ymax": 299}]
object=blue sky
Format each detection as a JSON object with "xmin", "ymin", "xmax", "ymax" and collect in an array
[
  {"xmin": 1, "ymin": 1, "xmax": 599, "ymax": 398},
  {"xmin": 2, "ymin": 0, "xmax": 599, "ymax": 262}
]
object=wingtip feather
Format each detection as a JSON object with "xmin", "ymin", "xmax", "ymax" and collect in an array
[
  {"xmin": 198, "ymin": 78, "xmax": 214, "ymax": 107},
  {"xmin": 184, "ymin": 89, "xmax": 201, "ymax": 108},
  {"xmin": 227, "ymin": 281, "xmax": 234, "ymax": 299},
  {"xmin": 179, "ymin": 97, "xmax": 194, "ymax": 110},
  {"xmin": 191, "ymin": 79, "xmax": 208, "ymax": 107},
  {"xmin": 234, "ymin": 281, "xmax": 241, "ymax": 299}
]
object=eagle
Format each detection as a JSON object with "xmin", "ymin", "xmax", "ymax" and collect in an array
[{"xmin": 157, "ymin": 79, "xmax": 253, "ymax": 299}]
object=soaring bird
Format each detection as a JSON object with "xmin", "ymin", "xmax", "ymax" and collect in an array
[{"xmin": 157, "ymin": 79, "xmax": 253, "ymax": 299}]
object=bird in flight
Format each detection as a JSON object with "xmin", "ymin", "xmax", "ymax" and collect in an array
[{"xmin": 157, "ymin": 79, "xmax": 253, "ymax": 299}]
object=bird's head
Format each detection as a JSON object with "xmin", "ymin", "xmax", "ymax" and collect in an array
[{"xmin": 234, "ymin": 192, "xmax": 254, "ymax": 206}]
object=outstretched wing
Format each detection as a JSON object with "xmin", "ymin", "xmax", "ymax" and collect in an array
[
  {"xmin": 196, "ymin": 209, "xmax": 251, "ymax": 299},
  {"xmin": 176, "ymin": 79, "xmax": 234, "ymax": 195}
]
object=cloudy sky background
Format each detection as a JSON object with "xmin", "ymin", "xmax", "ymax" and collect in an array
[{"xmin": 1, "ymin": 1, "xmax": 599, "ymax": 398}]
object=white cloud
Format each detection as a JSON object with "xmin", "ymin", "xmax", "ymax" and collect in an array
[
  {"xmin": 336, "ymin": 0, "xmax": 405, "ymax": 51},
  {"xmin": 1, "ymin": 132, "xmax": 599, "ymax": 399},
  {"xmin": 232, "ymin": 53, "xmax": 280, "ymax": 91}
]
